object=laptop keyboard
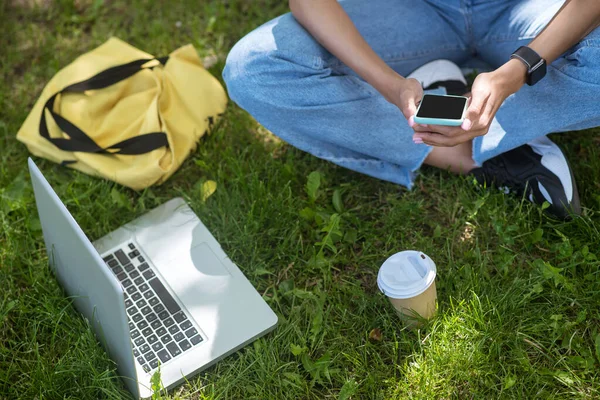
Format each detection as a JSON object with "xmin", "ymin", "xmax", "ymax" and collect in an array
[{"xmin": 102, "ymin": 242, "xmax": 203, "ymax": 373}]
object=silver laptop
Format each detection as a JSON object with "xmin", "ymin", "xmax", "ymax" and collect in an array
[{"xmin": 28, "ymin": 158, "xmax": 278, "ymax": 398}]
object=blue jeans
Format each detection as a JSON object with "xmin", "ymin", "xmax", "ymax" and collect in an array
[{"xmin": 223, "ymin": 0, "xmax": 600, "ymax": 189}]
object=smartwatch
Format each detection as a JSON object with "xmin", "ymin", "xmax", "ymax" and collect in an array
[{"xmin": 510, "ymin": 46, "xmax": 546, "ymax": 86}]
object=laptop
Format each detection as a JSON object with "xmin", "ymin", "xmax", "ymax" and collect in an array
[{"xmin": 28, "ymin": 158, "xmax": 278, "ymax": 398}]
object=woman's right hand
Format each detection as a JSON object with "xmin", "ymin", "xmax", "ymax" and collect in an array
[{"xmin": 381, "ymin": 76, "xmax": 423, "ymax": 126}]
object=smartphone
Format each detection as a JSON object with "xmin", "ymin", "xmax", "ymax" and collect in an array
[{"xmin": 414, "ymin": 94, "xmax": 469, "ymax": 126}]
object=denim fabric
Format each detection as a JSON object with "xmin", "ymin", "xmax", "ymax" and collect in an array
[{"xmin": 223, "ymin": 0, "xmax": 600, "ymax": 189}]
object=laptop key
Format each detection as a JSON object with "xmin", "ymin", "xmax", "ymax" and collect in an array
[
  {"xmin": 138, "ymin": 320, "xmax": 148, "ymax": 329},
  {"xmin": 179, "ymin": 340, "xmax": 192, "ymax": 351},
  {"xmin": 168, "ymin": 325, "xmax": 179, "ymax": 334},
  {"xmin": 108, "ymin": 259, "xmax": 119, "ymax": 268},
  {"xmin": 117, "ymin": 272, "xmax": 127, "ymax": 281},
  {"xmin": 128, "ymin": 322, "xmax": 135, "ymax": 330},
  {"xmin": 126, "ymin": 286, "xmax": 137, "ymax": 294},
  {"xmin": 161, "ymin": 334, "xmax": 172, "ymax": 344},
  {"xmin": 140, "ymin": 344, "xmax": 151, "ymax": 354},
  {"xmin": 103, "ymin": 254, "xmax": 115, "ymax": 263},
  {"xmin": 134, "ymin": 337, "xmax": 145, "ymax": 347},
  {"xmin": 164, "ymin": 318, "xmax": 175, "ymax": 327},
  {"xmin": 143, "ymin": 270, "xmax": 155, "ymax": 280},
  {"xmin": 173, "ymin": 312, "xmax": 187, "ymax": 323},
  {"xmin": 133, "ymin": 349, "xmax": 140, "ymax": 357},
  {"xmin": 139, "ymin": 283, "xmax": 149, "ymax": 292},
  {"xmin": 122, "ymin": 279, "xmax": 132, "ymax": 288},
  {"xmin": 156, "ymin": 327, "xmax": 167, "ymax": 337},
  {"xmin": 124, "ymin": 264, "xmax": 134, "ymax": 273},
  {"xmin": 180, "ymin": 321, "xmax": 192, "ymax": 331},
  {"xmin": 132, "ymin": 292, "xmax": 142, "ymax": 301},
  {"xmin": 154, "ymin": 304, "xmax": 165, "ymax": 314},
  {"xmin": 137, "ymin": 356, "xmax": 145, "ymax": 365},
  {"xmin": 152, "ymin": 342, "xmax": 164, "ymax": 352},
  {"xmin": 148, "ymin": 278, "xmax": 181, "ymax": 314},
  {"xmin": 149, "ymin": 297, "xmax": 159, "ymax": 306},
  {"xmin": 132, "ymin": 314, "xmax": 143, "ymax": 323},
  {"xmin": 138, "ymin": 256, "xmax": 145, "ymax": 263},
  {"xmin": 166, "ymin": 342, "xmax": 181, "ymax": 357},
  {"xmin": 141, "ymin": 306, "xmax": 152, "ymax": 315},
  {"xmin": 147, "ymin": 335, "xmax": 158, "ymax": 345},
  {"xmin": 150, "ymin": 359, "xmax": 159, "ymax": 369},
  {"xmin": 142, "ymin": 327, "xmax": 152, "ymax": 336},
  {"xmin": 157, "ymin": 349, "xmax": 171, "ymax": 363},
  {"xmin": 127, "ymin": 306, "xmax": 137, "ymax": 315},
  {"xmin": 112, "ymin": 266, "xmax": 123, "ymax": 275},
  {"xmin": 146, "ymin": 313, "xmax": 157, "ymax": 322},
  {"xmin": 143, "ymin": 364, "xmax": 150, "ymax": 373},
  {"xmin": 190, "ymin": 335, "xmax": 203, "ymax": 345},
  {"xmin": 131, "ymin": 329, "xmax": 140, "ymax": 339},
  {"xmin": 129, "ymin": 250, "xmax": 140, "ymax": 258},
  {"xmin": 174, "ymin": 332, "xmax": 185, "ymax": 342},
  {"xmin": 185, "ymin": 328, "xmax": 197, "ymax": 338},
  {"xmin": 136, "ymin": 299, "xmax": 147, "ymax": 308},
  {"xmin": 144, "ymin": 291, "xmax": 154, "ymax": 299},
  {"xmin": 151, "ymin": 320, "xmax": 162, "ymax": 330},
  {"xmin": 158, "ymin": 311, "xmax": 169, "ymax": 320},
  {"xmin": 115, "ymin": 250, "xmax": 129, "ymax": 266},
  {"xmin": 139, "ymin": 263, "xmax": 149, "ymax": 272},
  {"xmin": 125, "ymin": 299, "xmax": 133, "ymax": 308},
  {"xmin": 128, "ymin": 243, "xmax": 135, "ymax": 250},
  {"xmin": 144, "ymin": 352, "xmax": 157, "ymax": 362},
  {"xmin": 130, "ymin": 271, "xmax": 140, "ymax": 279},
  {"xmin": 134, "ymin": 277, "xmax": 144, "ymax": 286}
]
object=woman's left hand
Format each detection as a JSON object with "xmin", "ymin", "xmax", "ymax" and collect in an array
[{"xmin": 412, "ymin": 59, "xmax": 527, "ymax": 147}]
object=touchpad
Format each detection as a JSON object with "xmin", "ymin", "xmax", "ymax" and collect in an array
[{"xmin": 189, "ymin": 243, "xmax": 232, "ymax": 277}]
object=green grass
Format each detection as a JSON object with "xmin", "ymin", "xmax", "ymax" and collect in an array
[{"xmin": 2, "ymin": 1, "xmax": 600, "ymax": 399}]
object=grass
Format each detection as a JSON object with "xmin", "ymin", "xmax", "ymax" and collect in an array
[{"xmin": 2, "ymin": 0, "xmax": 600, "ymax": 399}]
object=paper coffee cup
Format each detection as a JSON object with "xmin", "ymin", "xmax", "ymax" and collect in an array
[{"xmin": 377, "ymin": 251, "xmax": 437, "ymax": 327}]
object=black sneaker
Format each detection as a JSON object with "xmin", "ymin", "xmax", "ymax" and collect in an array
[
  {"xmin": 407, "ymin": 59, "xmax": 467, "ymax": 95},
  {"xmin": 470, "ymin": 136, "xmax": 581, "ymax": 219}
]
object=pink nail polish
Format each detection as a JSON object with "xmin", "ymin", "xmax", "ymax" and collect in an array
[
  {"xmin": 408, "ymin": 116, "xmax": 415, "ymax": 128},
  {"xmin": 413, "ymin": 137, "xmax": 423, "ymax": 144}
]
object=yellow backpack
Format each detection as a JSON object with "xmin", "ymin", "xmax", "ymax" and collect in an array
[{"xmin": 17, "ymin": 37, "xmax": 227, "ymax": 190}]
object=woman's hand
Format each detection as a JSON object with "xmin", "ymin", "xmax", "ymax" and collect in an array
[
  {"xmin": 412, "ymin": 59, "xmax": 527, "ymax": 147},
  {"xmin": 381, "ymin": 76, "xmax": 424, "ymax": 123}
]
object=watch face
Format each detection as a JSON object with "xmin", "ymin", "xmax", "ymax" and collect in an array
[{"xmin": 529, "ymin": 60, "xmax": 547, "ymax": 86}]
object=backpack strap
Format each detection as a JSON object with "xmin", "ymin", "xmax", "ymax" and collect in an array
[{"xmin": 39, "ymin": 57, "xmax": 170, "ymax": 155}]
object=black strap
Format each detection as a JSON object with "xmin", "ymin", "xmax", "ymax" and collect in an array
[{"xmin": 39, "ymin": 56, "xmax": 170, "ymax": 155}]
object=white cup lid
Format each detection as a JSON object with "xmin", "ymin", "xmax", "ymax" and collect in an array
[{"xmin": 377, "ymin": 251, "xmax": 436, "ymax": 299}]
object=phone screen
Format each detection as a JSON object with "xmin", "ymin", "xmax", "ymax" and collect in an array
[{"xmin": 416, "ymin": 94, "xmax": 467, "ymax": 120}]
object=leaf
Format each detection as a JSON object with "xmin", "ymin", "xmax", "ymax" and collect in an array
[
  {"xmin": 306, "ymin": 171, "xmax": 321, "ymax": 203},
  {"xmin": 344, "ymin": 229, "xmax": 357, "ymax": 244},
  {"xmin": 200, "ymin": 180, "xmax": 217, "ymax": 203},
  {"xmin": 194, "ymin": 159, "xmax": 209, "ymax": 170},
  {"xmin": 290, "ymin": 343, "xmax": 307, "ymax": 356},
  {"xmin": 253, "ymin": 267, "xmax": 272, "ymax": 276},
  {"xmin": 110, "ymin": 188, "xmax": 129, "ymax": 209},
  {"xmin": 332, "ymin": 189, "xmax": 343, "ymax": 213},
  {"xmin": 338, "ymin": 379, "xmax": 359, "ymax": 400},
  {"xmin": 433, "ymin": 225, "xmax": 442, "ymax": 238},
  {"xmin": 541, "ymin": 201, "xmax": 550, "ymax": 210},
  {"xmin": 299, "ymin": 207, "xmax": 316, "ymax": 221},
  {"xmin": 368, "ymin": 328, "xmax": 383, "ymax": 342},
  {"xmin": 503, "ymin": 374, "xmax": 516, "ymax": 390},
  {"xmin": 310, "ymin": 306, "xmax": 324, "ymax": 345},
  {"xmin": 595, "ymin": 333, "xmax": 600, "ymax": 363},
  {"xmin": 530, "ymin": 228, "xmax": 544, "ymax": 244}
]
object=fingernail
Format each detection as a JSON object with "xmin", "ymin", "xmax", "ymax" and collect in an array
[
  {"xmin": 462, "ymin": 119, "xmax": 472, "ymax": 130},
  {"xmin": 408, "ymin": 115, "xmax": 415, "ymax": 128},
  {"xmin": 413, "ymin": 137, "xmax": 424, "ymax": 144}
]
